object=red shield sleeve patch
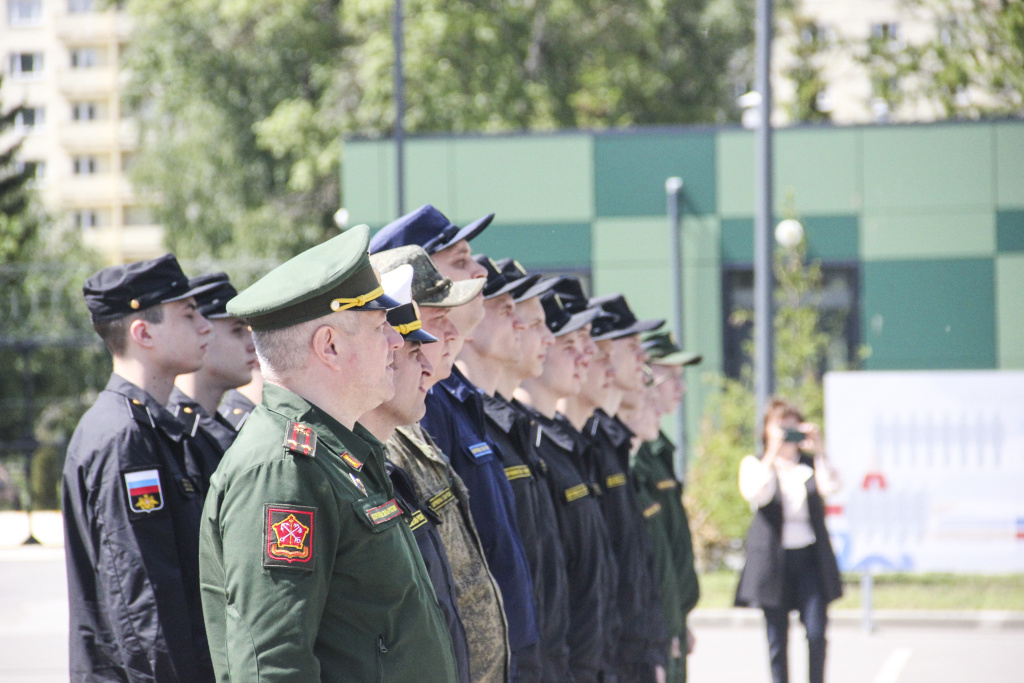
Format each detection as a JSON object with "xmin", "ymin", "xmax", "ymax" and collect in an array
[{"xmin": 264, "ymin": 504, "xmax": 316, "ymax": 570}]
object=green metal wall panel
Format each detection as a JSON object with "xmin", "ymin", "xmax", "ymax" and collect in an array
[
  {"xmin": 405, "ymin": 139, "xmax": 456, "ymax": 212},
  {"xmin": 342, "ymin": 141, "xmax": 396, "ymax": 227},
  {"xmin": 717, "ymin": 131, "xmax": 754, "ymax": 218},
  {"xmin": 997, "ymin": 210, "xmax": 1024, "ymax": 253},
  {"xmin": 996, "ymin": 255, "xmax": 1024, "ymax": 368},
  {"xmin": 592, "ymin": 216, "xmax": 674, "ymax": 274},
  {"xmin": 775, "ymin": 128, "xmax": 862, "ymax": 215},
  {"xmin": 862, "ymin": 258, "xmax": 996, "ymax": 369},
  {"xmin": 449, "ymin": 135, "xmax": 593, "ymax": 224},
  {"xmin": 862, "ymin": 125, "xmax": 994, "ymax": 211},
  {"xmin": 862, "ymin": 210, "xmax": 995, "ymax": 260},
  {"xmin": 471, "ymin": 222, "xmax": 592, "ymax": 271},
  {"xmin": 996, "ymin": 122, "xmax": 1024, "ymax": 208},
  {"xmin": 595, "ymin": 131, "xmax": 716, "ymax": 217},
  {"xmin": 722, "ymin": 214, "xmax": 859, "ymax": 264}
]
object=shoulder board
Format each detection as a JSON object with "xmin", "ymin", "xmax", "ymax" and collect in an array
[
  {"xmin": 564, "ymin": 483, "xmax": 590, "ymax": 502},
  {"xmin": 283, "ymin": 421, "xmax": 317, "ymax": 457},
  {"xmin": 172, "ymin": 404, "xmax": 201, "ymax": 438},
  {"xmin": 408, "ymin": 509, "xmax": 429, "ymax": 531},
  {"xmin": 221, "ymin": 406, "xmax": 251, "ymax": 431},
  {"xmin": 643, "ymin": 502, "xmax": 663, "ymax": 518},
  {"xmin": 656, "ymin": 478, "xmax": 679, "ymax": 491},
  {"xmin": 124, "ymin": 397, "xmax": 156, "ymax": 429},
  {"xmin": 505, "ymin": 465, "xmax": 532, "ymax": 482},
  {"xmin": 605, "ymin": 473, "xmax": 628, "ymax": 489}
]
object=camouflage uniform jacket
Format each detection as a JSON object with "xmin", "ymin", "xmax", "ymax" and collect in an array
[{"xmin": 387, "ymin": 424, "xmax": 511, "ymax": 683}]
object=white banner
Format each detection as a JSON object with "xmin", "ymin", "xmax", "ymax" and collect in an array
[{"xmin": 823, "ymin": 370, "xmax": 1024, "ymax": 573}]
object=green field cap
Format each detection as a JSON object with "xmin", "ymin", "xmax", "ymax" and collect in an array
[
  {"xmin": 227, "ymin": 225, "xmax": 400, "ymax": 331},
  {"xmin": 642, "ymin": 330, "xmax": 703, "ymax": 366}
]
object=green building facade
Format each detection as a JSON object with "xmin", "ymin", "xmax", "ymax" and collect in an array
[{"xmin": 342, "ymin": 121, "xmax": 1024, "ymax": 449}]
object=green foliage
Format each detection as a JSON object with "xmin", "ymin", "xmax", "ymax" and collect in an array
[
  {"xmin": 123, "ymin": 0, "xmax": 754, "ymax": 260},
  {"xmin": 0, "ymin": 80, "xmax": 39, "ymax": 265},
  {"xmin": 689, "ymin": 206, "xmax": 848, "ymax": 569},
  {"xmin": 857, "ymin": 0, "xmax": 1024, "ymax": 118},
  {"xmin": 779, "ymin": 2, "xmax": 833, "ymax": 123}
]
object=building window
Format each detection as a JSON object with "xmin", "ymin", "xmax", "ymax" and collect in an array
[
  {"xmin": 70, "ymin": 47, "xmax": 99, "ymax": 68},
  {"xmin": 67, "ymin": 0, "xmax": 94, "ymax": 12},
  {"xmin": 8, "ymin": 0, "xmax": 43, "ymax": 26},
  {"xmin": 71, "ymin": 101, "xmax": 98, "ymax": 120},
  {"xmin": 870, "ymin": 22, "xmax": 902, "ymax": 49},
  {"xmin": 721, "ymin": 264, "xmax": 860, "ymax": 380},
  {"xmin": 14, "ymin": 106, "xmax": 45, "ymax": 131},
  {"xmin": 8, "ymin": 52, "xmax": 44, "ymax": 78},
  {"xmin": 15, "ymin": 160, "xmax": 46, "ymax": 183},
  {"xmin": 73, "ymin": 155, "xmax": 98, "ymax": 175},
  {"xmin": 74, "ymin": 210, "xmax": 99, "ymax": 230}
]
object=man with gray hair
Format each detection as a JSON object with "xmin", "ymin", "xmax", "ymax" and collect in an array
[{"xmin": 199, "ymin": 226, "xmax": 458, "ymax": 681}]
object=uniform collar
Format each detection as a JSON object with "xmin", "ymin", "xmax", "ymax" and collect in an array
[
  {"xmin": 588, "ymin": 408, "xmax": 634, "ymax": 448},
  {"xmin": 530, "ymin": 410, "xmax": 577, "ymax": 452},
  {"xmin": 482, "ymin": 392, "xmax": 519, "ymax": 435},
  {"xmin": 105, "ymin": 373, "xmax": 190, "ymax": 442},
  {"xmin": 395, "ymin": 423, "xmax": 449, "ymax": 466},
  {"xmin": 261, "ymin": 382, "xmax": 384, "ymax": 462},
  {"xmin": 168, "ymin": 386, "xmax": 211, "ymax": 418},
  {"xmin": 437, "ymin": 365, "xmax": 482, "ymax": 405}
]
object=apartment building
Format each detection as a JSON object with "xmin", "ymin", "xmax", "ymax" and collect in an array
[{"xmin": 1, "ymin": 0, "xmax": 161, "ymax": 263}]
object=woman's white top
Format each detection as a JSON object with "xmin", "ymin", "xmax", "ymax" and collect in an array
[{"xmin": 739, "ymin": 455, "xmax": 841, "ymax": 549}]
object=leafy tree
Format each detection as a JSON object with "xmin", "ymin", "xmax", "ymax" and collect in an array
[
  {"xmin": 123, "ymin": 0, "xmax": 755, "ymax": 259},
  {"xmin": 687, "ymin": 208, "xmax": 848, "ymax": 570},
  {"xmin": 858, "ymin": 0, "xmax": 1024, "ymax": 119},
  {"xmin": 779, "ymin": 2, "xmax": 833, "ymax": 123},
  {"xmin": 0, "ymin": 80, "xmax": 38, "ymax": 264}
]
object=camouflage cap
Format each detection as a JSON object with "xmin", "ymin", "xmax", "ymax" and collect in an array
[{"xmin": 370, "ymin": 244, "xmax": 485, "ymax": 308}]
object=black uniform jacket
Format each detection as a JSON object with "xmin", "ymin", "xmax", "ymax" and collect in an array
[
  {"xmin": 167, "ymin": 387, "xmax": 237, "ymax": 492},
  {"xmin": 525, "ymin": 408, "xmax": 617, "ymax": 683},
  {"xmin": 583, "ymin": 410, "xmax": 667, "ymax": 670},
  {"xmin": 217, "ymin": 388, "xmax": 255, "ymax": 432},
  {"xmin": 62, "ymin": 374, "xmax": 214, "ymax": 682},
  {"xmin": 387, "ymin": 460, "xmax": 472, "ymax": 683},
  {"xmin": 485, "ymin": 394, "xmax": 572, "ymax": 683},
  {"xmin": 734, "ymin": 454, "xmax": 844, "ymax": 609}
]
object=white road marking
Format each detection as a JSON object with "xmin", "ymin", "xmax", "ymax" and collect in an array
[{"xmin": 874, "ymin": 648, "xmax": 913, "ymax": 683}]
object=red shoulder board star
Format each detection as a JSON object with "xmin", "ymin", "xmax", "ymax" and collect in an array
[
  {"xmin": 264, "ymin": 504, "xmax": 316, "ymax": 570},
  {"xmin": 283, "ymin": 421, "xmax": 317, "ymax": 457}
]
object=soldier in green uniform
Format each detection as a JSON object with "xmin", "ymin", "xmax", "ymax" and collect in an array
[
  {"xmin": 630, "ymin": 331, "xmax": 703, "ymax": 683},
  {"xmin": 198, "ymin": 225, "xmax": 458, "ymax": 682}
]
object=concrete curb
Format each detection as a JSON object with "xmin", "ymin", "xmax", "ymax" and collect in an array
[{"xmin": 690, "ymin": 607, "xmax": 1024, "ymax": 630}]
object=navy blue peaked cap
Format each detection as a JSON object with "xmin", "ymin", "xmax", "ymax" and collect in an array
[{"xmin": 369, "ymin": 204, "xmax": 494, "ymax": 255}]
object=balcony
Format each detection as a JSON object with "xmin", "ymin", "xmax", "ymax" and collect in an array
[
  {"xmin": 83, "ymin": 224, "xmax": 165, "ymax": 263},
  {"xmin": 57, "ymin": 67, "xmax": 120, "ymax": 98},
  {"xmin": 59, "ymin": 174, "xmax": 122, "ymax": 205},
  {"xmin": 60, "ymin": 119, "xmax": 139, "ymax": 152},
  {"xmin": 55, "ymin": 12, "xmax": 132, "ymax": 43}
]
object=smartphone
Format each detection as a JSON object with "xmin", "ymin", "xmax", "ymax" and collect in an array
[{"xmin": 783, "ymin": 428, "xmax": 806, "ymax": 443}]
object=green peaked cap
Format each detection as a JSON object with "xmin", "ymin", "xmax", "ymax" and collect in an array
[
  {"xmin": 641, "ymin": 330, "xmax": 703, "ymax": 366},
  {"xmin": 227, "ymin": 225, "xmax": 401, "ymax": 331}
]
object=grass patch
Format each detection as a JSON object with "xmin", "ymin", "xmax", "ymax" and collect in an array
[{"xmin": 696, "ymin": 571, "xmax": 1024, "ymax": 610}]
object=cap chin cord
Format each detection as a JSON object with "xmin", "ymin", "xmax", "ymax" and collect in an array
[
  {"xmin": 330, "ymin": 286, "xmax": 384, "ymax": 312},
  {"xmin": 394, "ymin": 319, "xmax": 422, "ymax": 336}
]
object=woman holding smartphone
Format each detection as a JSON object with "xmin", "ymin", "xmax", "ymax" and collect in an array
[{"xmin": 734, "ymin": 397, "xmax": 843, "ymax": 683}]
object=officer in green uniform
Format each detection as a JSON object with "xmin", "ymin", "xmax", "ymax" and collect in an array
[
  {"xmin": 631, "ymin": 331, "xmax": 703, "ymax": 683},
  {"xmin": 198, "ymin": 225, "xmax": 459, "ymax": 682}
]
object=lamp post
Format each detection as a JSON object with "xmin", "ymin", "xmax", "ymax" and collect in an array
[
  {"xmin": 393, "ymin": 0, "xmax": 405, "ymax": 216},
  {"xmin": 665, "ymin": 177, "xmax": 687, "ymax": 476},
  {"xmin": 753, "ymin": 0, "xmax": 774, "ymax": 452}
]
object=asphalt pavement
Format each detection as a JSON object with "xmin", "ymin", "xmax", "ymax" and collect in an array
[{"xmin": 2, "ymin": 544, "xmax": 1022, "ymax": 683}]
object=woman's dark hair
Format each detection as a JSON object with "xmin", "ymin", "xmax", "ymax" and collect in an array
[{"xmin": 761, "ymin": 397, "xmax": 804, "ymax": 448}]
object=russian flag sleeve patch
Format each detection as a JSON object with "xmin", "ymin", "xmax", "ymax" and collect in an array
[{"xmin": 124, "ymin": 469, "xmax": 164, "ymax": 513}]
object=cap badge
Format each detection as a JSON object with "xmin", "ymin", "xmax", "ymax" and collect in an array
[
  {"xmin": 130, "ymin": 299, "xmax": 140, "ymax": 310},
  {"xmin": 264, "ymin": 504, "xmax": 315, "ymax": 569}
]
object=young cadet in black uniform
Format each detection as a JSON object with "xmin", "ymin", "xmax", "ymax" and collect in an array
[
  {"xmin": 360, "ymin": 265, "xmax": 472, "ymax": 683},
  {"xmin": 585, "ymin": 294, "xmax": 669, "ymax": 683},
  {"xmin": 514, "ymin": 290, "xmax": 619, "ymax": 683},
  {"xmin": 168, "ymin": 272, "xmax": 257, "ymax": 484},
  {"xmin": 63, "ymin": 254, "xmax": 218, "ymax": 681},
  {"xmin": 465, "ymin": 256, "xmax": 573, "ymax": 683},
  {"xmin": 373, "ymin": 207, "xmax": 540, "ymax": 682},
  {"xmin": 217, "ymin": 368, "xmax": 262, "ymax": 431}
]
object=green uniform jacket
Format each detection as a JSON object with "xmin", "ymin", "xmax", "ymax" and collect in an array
[
  {"xmin": 631, "ymin": 432, "xmax": 700, "ymax": 638},
  {"xmin": 199, "ymin": 383, "xmax": 458, "ymax": 682}
]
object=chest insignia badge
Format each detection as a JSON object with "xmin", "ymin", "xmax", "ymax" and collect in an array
[
  {"xmin": 341, "ymin": 451, "xmax": 364, "ymax": 471},
  {"xmin": 349, "ymin": 472, "xmax": 367, "ymax": 496}
]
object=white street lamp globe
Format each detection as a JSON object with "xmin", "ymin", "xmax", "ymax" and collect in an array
[{"xmin": 775, "ymin": 218, "xmax": 804, "ymax": 248}]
